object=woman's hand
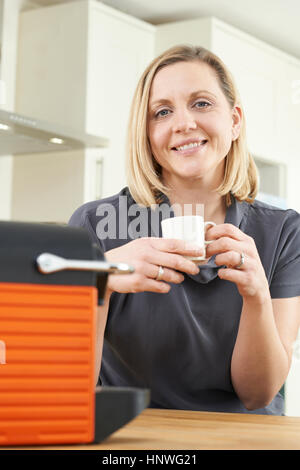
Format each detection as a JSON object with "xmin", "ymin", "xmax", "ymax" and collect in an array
[
  {"xmin": 206, "ymin": 223, "xmax": 270, "ymax": 302},
  {"xmin": 105, "ymin": 237, "xmax": 202, "ymax": 294}
]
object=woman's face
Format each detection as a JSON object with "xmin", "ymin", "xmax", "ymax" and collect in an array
[{"xmin": 147, "ymin": 60, "xmax": 241, "ymax": 188}]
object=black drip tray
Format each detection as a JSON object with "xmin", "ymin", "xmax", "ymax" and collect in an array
[{"xmin": 94, "ymin": 386, "xmax": 150, "ymax": 443}]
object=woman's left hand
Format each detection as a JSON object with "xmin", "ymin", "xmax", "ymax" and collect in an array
[{"xmin": 205, "ymin": 223, "xmax": 270, "ymax": 302}]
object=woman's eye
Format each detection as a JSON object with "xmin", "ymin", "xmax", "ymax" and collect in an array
[
  {"xmin": 194, "ymin": 101, "xmax": 210, "ymax": 108},
  {"xmin": 155, "ymin": 108, "xmax": 170, "ymax": 118}
]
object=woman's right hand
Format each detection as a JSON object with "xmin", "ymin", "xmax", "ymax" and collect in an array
[{"xmin": 104, "ymin": 237, "xmax": 203, "ymax": 294}]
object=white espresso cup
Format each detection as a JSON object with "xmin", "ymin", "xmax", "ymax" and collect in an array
[{"xmin": 161, "ymin": 216, "xmax": 216, "ymax": 263}]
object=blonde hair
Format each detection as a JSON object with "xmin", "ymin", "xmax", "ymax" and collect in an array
[{"xmin": 126, "ymin": 45, "xmax": 259, "ymax": 207}]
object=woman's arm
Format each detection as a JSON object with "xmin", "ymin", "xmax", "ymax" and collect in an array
[
  {"xmin": 206, "ymin": 223, "xmax": 300, "ymax": 410},
  {"xmin": 230, "ymin": 295, "xmax": 300, "ymax": 410}
]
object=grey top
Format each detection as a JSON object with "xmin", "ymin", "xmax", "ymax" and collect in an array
[{"xmin": 69, "ymin": 187, "xmax": 300, "ymax": 415}]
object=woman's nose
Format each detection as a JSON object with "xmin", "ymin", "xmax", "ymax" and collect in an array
[{"xmin": 172, "ymin": 109, "xmax": 197, "ymax": 133}]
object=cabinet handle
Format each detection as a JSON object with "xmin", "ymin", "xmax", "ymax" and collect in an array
[{"xmin": 36, "ymin": 252, "xmax": 134, "ymax": 275}]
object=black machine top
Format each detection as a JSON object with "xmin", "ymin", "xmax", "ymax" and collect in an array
[{"xmin": 0, "ymin": 221, "xmax": 108, "ymax": 301}]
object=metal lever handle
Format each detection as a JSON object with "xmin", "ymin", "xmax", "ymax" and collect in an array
[{"xmin": 36, "ymin": 252, "xmax": 134, "ymax": 275}]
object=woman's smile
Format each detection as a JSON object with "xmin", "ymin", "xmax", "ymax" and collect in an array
[{"xmin": 170, "ymin": 138, "xmax": 208, "ymax": 156}]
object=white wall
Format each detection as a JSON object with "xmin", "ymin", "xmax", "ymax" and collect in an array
[
  {"xmin": 85, "ymin": 2, "xmax": 155, "ymax": 199},
  {"xmin": 0, "ymin": 0, "xmax": 38, "ymax": 220}
]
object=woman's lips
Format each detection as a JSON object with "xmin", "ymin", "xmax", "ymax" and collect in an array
[{"xmin": 171, "ymin": 140, "xmax": 208, "ymax": 156}]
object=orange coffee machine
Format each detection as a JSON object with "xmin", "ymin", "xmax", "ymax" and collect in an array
[{"xmin": 0, "ymin": 221, "xmax": 149, "ymax": 446}]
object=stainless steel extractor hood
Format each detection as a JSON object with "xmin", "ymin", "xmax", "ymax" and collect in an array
[{"xmin": 0, "ymin": 109, "xmax": 109, "ymax": 155}]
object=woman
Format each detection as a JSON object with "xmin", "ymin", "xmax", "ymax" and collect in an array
[{"xmin": 69, "ymin": 45, "xmax": 300, "ymax": 414}]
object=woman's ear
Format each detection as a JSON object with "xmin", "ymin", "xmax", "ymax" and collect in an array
[{"xmin": 232, "ymin": 105, "xmax": 242, "ymax": 141}]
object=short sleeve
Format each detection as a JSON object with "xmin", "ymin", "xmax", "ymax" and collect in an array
[
  {"xmin": 68, "ymin": 204, "xmax": 106, "ymax": 252},
  {"xmin": 270, "ymin": 209, "xmax": 300, "ymax": 298}
]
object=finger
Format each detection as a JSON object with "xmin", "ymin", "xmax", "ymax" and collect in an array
[
  {"xmin": 150, "ymin": 264, "xmax": 185, "ymax": 284},
  {"xmin": 130, "ymin": 278, "xmax": 171, "ymax": 294},
  {"xmin": 148, "ymin": 237, "xmax": 205, "ymax": 257},
  {"xmin": 148, "ymin": 250, "xmax": 200, "ymax": 275},
  {"xmin": 206, "ymin": 237, "xmax": 246, "ymax": 257},
  {"xmin": 109, "ymin": 271, "xmax": 171, "ymax": 294},
  {"xmin": 217, "ymin": 267, "xmax": 258, "ymax": 295},
  {"xmin": 217, "ymin": 267, "xmax": 245, "ymax": 283},
  {"xmin": 134, "ymin": 258, "xmax": 188, "ymax": 281},
  {"xmin": 215, "ymin": 251, "xmax": 246, "ymax": 269},
  {"xmin": 205, "ymin": 223, "xmax": 248, "ymax": 242}
]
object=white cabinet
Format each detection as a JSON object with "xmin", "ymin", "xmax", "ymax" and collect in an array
[
  {"xmin": 0, "ymin": 0, "xmax": 29, "ymax": 220},
  {"xmin": 85, "ymin": 4, "xmax": 154, "ymax": 198},
  {"xmin": 13, "ymin": 0, "xmax": 155, "ymax": 222},
  {"xmin": 155, "ymin": 17, "xmax": 212, "ymax": 53},
  {"xmin": 155, "ymin": 17, "xmax": 300, "ymax": 213}
]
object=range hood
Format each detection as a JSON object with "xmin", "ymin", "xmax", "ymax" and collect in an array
[{"xmin": 0, "ymin": 109, "xmax": 109, "ymax": 155}]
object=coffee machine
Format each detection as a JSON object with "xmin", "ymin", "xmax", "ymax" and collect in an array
[{"xmin": 0, "ymin": 221, "xmax": 149, "ymax": 446}]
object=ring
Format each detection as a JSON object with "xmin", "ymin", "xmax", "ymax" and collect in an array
[
  {"xmin": 156, "ymin": 265, "xmax": 164, "ymax": 281},
  {"xmin": 235, "ymin": 252, "xmax": 245, "ymax": 269}
]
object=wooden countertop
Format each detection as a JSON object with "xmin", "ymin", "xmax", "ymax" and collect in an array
[
  {"xmin": 94, "ymin": 408, "xmax": 300, "ymax": 450},
  {"xmin": 9, "ymin": 408, "xmax": 300, "ymax": 450}
]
